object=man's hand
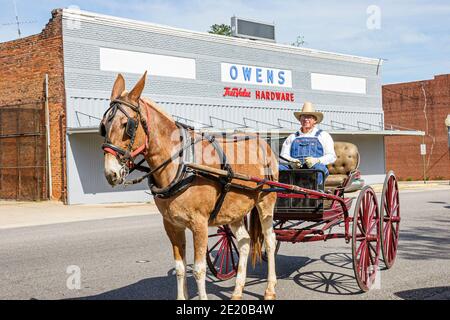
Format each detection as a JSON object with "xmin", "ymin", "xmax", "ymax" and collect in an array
[
  {"xmin": 291, "ymin": 159, "xmax": 303, "ymax": 168},
  {"xmin": 305, "ymin": 157, "xmax": 320, "ymax": 168}
]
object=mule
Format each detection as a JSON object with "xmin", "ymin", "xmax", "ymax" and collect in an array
[{"xmin": 101, "ymin": 72, "xmax": 278, "ymax": 300}]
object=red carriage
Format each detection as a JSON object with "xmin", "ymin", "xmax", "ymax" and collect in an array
[{"xmin": 205, "ymin": 141, "xmax": 400, "ymax": 292}]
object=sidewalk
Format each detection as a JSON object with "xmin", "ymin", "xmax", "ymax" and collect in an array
[
  {"xmin": 370, "ymin": 180, "xmax": 450, "ymax": 193},
  {"xmin": 0, "ymin": 200, "xmax": 160, "ymax": 230},
  {"xmin": 1, "ymin": 180, "xmax": 448, "ymax": 230}
]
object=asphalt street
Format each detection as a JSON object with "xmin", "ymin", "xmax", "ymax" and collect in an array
[{"xmin": 0, "ymin": 189, "xmax": 449, "ymax": 300}]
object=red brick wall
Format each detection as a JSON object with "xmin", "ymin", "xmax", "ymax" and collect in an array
[
  {"xmin": 383, "ymin": 74, "xmax": 450, "ymax": 181},
  {"xmin": 0, "ymin": 9, "xmax": 67, "ymax": 201}
]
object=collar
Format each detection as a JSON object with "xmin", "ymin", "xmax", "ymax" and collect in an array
[{"xmin": 296, "ymin": 126, "xmax": 318, "ymax": 136}]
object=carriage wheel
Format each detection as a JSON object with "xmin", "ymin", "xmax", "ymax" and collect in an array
[
  {"xmin": 351, "ymin": 186, "xmax": 381, "ymax": 292},
  {"xmin": 380, "ymin": 171, "xmax": 401, "ymax": 269},
  {"xmin": 206, "ymin": 225, "xmax": 239, "ymax": 281}
]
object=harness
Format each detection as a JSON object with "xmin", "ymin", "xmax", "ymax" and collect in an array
[{"xmin": 99, "ymin": 99, "xmax": 263, "ymax": 222}]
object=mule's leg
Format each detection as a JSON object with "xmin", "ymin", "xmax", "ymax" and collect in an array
[
  {"xmin": 192, "ymin": 220, "xmax": 209, "ymax": 300},
  {"xmin": 256, "ymin": 200, "xmax": 277, "ymax": 300},
  {"xmin": 163, "ymin": 219, "xmax": 188, "ymax": 300},
  {"xmin": 229, "ymin": 218, "xmax": 251, "ymax": 300}
]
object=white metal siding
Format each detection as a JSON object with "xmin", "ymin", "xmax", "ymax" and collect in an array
[{"xmin": 66, "ymin": 133, "xmax": 149, "ymax": 204}]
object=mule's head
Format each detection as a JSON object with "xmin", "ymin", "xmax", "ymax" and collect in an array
[{"xmin": 100, "ymin": 72, "xmax": 148, "ymax": 186}]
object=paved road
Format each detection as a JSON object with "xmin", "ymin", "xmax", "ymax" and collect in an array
[{"xmin": 1, "ymin": 189, "xmax": 449, "ymax": 300}]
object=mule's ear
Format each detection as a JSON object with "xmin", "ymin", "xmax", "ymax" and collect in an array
[
  {"xmin": 111, "ymin": 74, "xmax": 125, "ymax": 100},
  {"xmin": 128, "ymin": 71, "xmax": 147, "ymax": 102}
]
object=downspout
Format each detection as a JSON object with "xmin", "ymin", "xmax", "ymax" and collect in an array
[
  {"xmin": 45, "ymin": 74, "xmax": 53, "ymax": 199},
  {"xmin": 420, "ymin": 82, "xmax": 435, "ymax": 182}
]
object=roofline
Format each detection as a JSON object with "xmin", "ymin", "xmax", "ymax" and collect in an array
[
  {"xmin": 383, "ymin": 74, "xmax": 450, "ymax": 86},
  {"xmin": 61, "ymin": 8, "xmax": 382, "ymax": 66}
]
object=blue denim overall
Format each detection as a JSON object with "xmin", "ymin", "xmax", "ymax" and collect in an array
[{"xmin": 279, "ymin": 129, "xmax": 329, "ymax": 185}]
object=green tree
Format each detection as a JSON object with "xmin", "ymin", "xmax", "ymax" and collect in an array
[
  {"xmin": 291, "ymin": 35, "xmax": 306, "ymax": 47},
  {"xmin": 208, "ymin": 24, "xmax": 232, "ymax": 36}
]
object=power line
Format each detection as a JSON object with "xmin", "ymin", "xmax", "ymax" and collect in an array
[{"xmin": 0, "ymin": 0, "xmax": 36, "ymax": 38}]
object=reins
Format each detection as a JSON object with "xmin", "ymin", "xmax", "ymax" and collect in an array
[
  {"xmin": 100, "ymin": 99, "xmax": 259, "ymax": 186},
  {"xmin": 100, "ymin": 99, "xmax": 275, "ymax": 222}
]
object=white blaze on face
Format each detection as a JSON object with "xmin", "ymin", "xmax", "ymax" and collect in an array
[{"xmin": 104, "ymin": 153, "xmax": 123, "ymax": 186}]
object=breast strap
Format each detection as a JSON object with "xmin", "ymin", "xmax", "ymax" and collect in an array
[{"xmin": 147, "ymin": 122, "xmax": 196, "ymax": 198}]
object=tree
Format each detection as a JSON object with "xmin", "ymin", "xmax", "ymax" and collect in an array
[
  {"xmin": 208, "ymin": 24, "xmax": 232, "ymax": 36},
  {"xmin": 291, "ymin": 35, "xmax": 306, "ymax": 47}
]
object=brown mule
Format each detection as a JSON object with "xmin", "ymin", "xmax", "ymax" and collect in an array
[{"xmin": 101, "ymin": 72, "xmax": 278, "ymax": 300}]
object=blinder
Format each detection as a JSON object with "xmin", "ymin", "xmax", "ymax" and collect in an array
[
  {"xmin": 125, "ymin": 118, "xmax": 137, "ymax": 138},
  {"xmin": 99, "ymin": 122, "xmax": 106, "ymax": 137}
]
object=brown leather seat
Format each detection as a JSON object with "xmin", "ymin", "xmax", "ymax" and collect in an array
[{"xmin": 325, "ymin": 142, "xmax": 360, "ymax": 189}]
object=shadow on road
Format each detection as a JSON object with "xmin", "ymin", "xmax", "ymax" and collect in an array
[
  {"xmin": 69, "ymin": 254, "xmax": 315, "ymax": 300},
  {"xmin": 248, "ymin": 254, "xmax": 316, "ymax": 279},
  {"xmin": 398, "ymin": 223, "xmax": 450, "ymax": 261},
  {"xmin": 293, "ymin": 271, "xmax": 361, "ymax": 295},
  {"xmin": 427, "ymin": 201, "xmax": 450, "ymax": 209},
  {"xmin": 320, "ymin": 253, "xmax": 353, "ymax": 270},
  {"xmin": 395, "ymin": 286, "xmax": 450, "ymax": 300}
]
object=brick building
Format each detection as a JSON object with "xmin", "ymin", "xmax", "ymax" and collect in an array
[
  {"xmin": 0, "ymin": 10, "xmax": 66, "ymax": 202},
  {"xmin": 383, "ymin": 75, "xmax": 450, "ymax": 181},
  {"xmin": 1, "ymin": 8, "xmax": 423, "ymax": 204}
]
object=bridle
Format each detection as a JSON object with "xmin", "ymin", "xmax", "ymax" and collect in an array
[
  {"xmin": 99, "ymin": 99, "xmax": 150, "ymax": 170},
  {"xmin": 99, "ymin": 98, "xmax": 197, "ymax": 187}
]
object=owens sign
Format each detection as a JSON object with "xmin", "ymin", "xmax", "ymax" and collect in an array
[{"xmin": 221, "ymin": 63, "xmax": 292, "ymax": 88}]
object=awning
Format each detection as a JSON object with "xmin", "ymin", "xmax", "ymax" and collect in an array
[{"xmin": 67, "ymin": 126, "xmax": 425, "ymax": 137}]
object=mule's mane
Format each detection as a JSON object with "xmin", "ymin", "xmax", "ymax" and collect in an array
[{"xmin": 141, "ymin": 97, "xmax": 175, "ymax": 124}]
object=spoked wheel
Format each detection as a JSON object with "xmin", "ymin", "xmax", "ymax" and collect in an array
[
  {"xmin": 351, "ymin": 186, "xmax": 381, "ymax": 292},
  {"xmin": 380, "ymin": 171, "xmax": 401, "ymax": 269},
  {"xmin": 206, "ymin": 225, "xmax": 239, "ymax": 281}
]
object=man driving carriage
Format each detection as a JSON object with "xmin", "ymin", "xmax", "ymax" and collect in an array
[{"xmin": 279, "ymin": 102, "xmax": 336, "ymax": 186}]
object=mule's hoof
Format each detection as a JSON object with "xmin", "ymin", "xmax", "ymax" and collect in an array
[
  {"xmin": 231, "ymin": 294, "xmax": 242, "ymax": 300},
  {"xmin": 264, "ymin": 292, "xmax": 276, "ymax": 300}
]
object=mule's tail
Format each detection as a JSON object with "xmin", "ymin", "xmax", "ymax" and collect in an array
[{"xmin": 249, "ymin": 207, "xmax": 263, "ymax": 267}]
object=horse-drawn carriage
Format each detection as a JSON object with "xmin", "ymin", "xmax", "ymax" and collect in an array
[
  {"xmin": 206, "ymin": 141, "xmax": 400, "ymax": 292},
  {"xmin": 101, "ymin": 72, "xmax": 401, "ymax": 299}
]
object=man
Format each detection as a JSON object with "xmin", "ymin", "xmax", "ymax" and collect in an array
[{"xmin": 279, "ymin": 102, "xmax": 336, "ymax": 186}]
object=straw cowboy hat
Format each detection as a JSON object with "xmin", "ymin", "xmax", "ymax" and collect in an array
[{"xmin": 294, "ymin": 101, "xmax": 323, "ymax": 124}]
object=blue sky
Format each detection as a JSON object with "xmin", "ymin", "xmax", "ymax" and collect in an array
[{"xmin": 1, "ymin": 0, "xmax": 449, "ymax": 84}]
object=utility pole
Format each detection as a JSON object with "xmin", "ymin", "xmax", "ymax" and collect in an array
[
  {"xmin": 13, "ymin": 0, "xmax": 21, "ymax": 37},
  {"xmin": 421, "ymin": 136, "xmax": 427, "ymax": 184},
  {"xmin": 1, "ymin": 0, "xmax": 36, "ymax": 38}
]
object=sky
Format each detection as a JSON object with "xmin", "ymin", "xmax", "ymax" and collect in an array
[{"xmin": 1, "ymin": 0, "xmax": 449, "ymax": 84}]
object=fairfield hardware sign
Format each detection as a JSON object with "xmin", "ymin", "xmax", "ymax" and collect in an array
[{"xmin": 223, "ymin": 87, "xmax": 295, "ymax": 102}]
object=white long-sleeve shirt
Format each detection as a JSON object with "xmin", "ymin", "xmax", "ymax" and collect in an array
[{"xmin": 280, "ymin": 127, "xmax": 337, "ymax": 165}]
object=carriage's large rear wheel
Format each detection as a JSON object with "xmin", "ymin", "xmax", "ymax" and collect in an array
[
  {"xmin": 351, "ymin": 186, "xmax": 381, "ymax": 292},
  {"xmin": 380, "ymin": 171, "xmax": 401, "ymax": 269},
  {"xmin": 206, "ymin": 225, "xmax": 239, "ymax": 280}
]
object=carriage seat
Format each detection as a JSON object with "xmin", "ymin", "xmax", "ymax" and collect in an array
[{"xmin": 325, "ymin": 142, "xmax": 363, "ymax": 192}]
